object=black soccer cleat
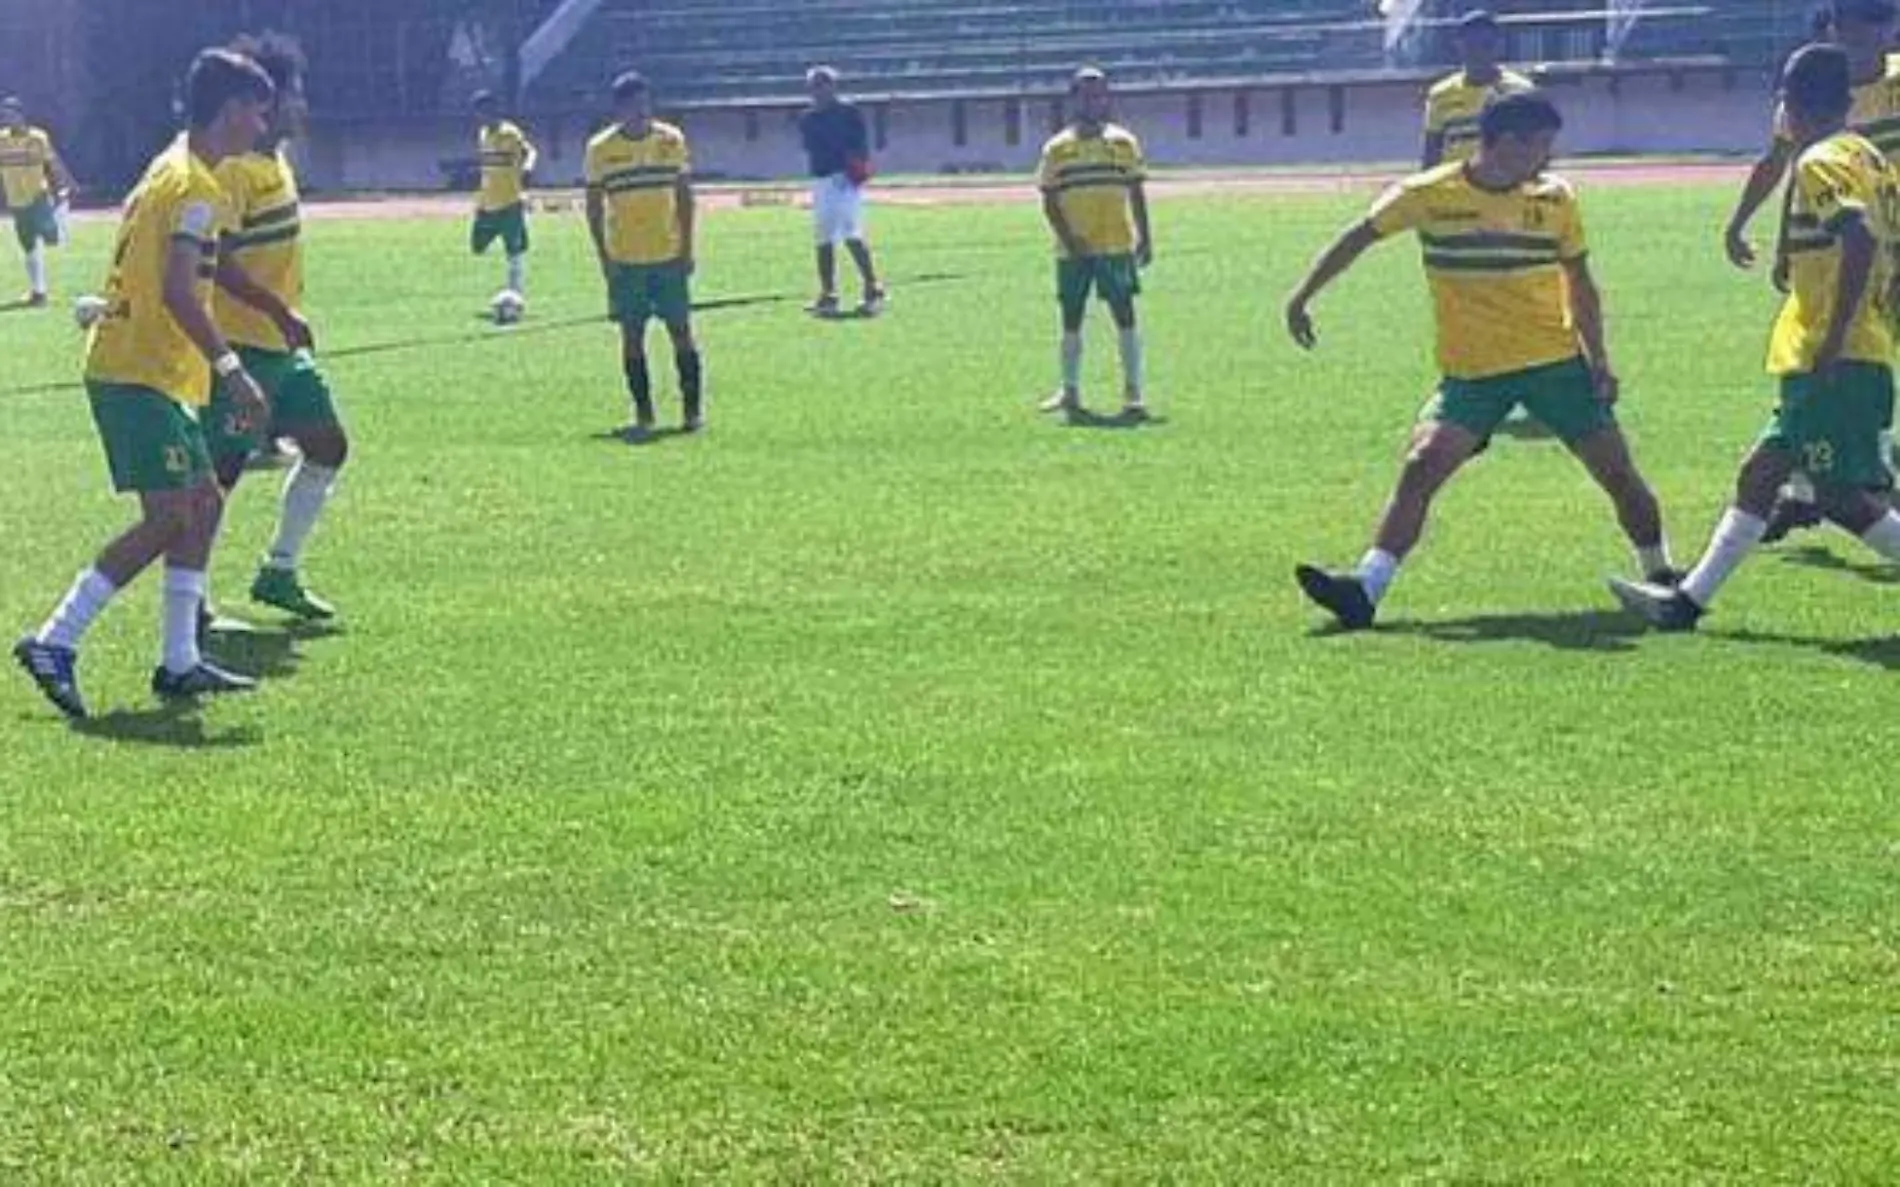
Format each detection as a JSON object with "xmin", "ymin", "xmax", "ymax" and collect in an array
[
  {"xmin": 14, "ymin": 636, "xmax": 87, "ymax": 720},
  {"xmin": 1607, "ymin": 576, "xmax": 1705, "ymax": 632},
  {"xmin": 1295, "ymin": 564, "xmax": 1377, "ymax": 631},
  {"xmin": 151, "ymin": 661, "xmax": 258, "ymax": 701},
  {"xmin": 1761, "ymin": 498, "xmax": 1824, "ymax": 545}
]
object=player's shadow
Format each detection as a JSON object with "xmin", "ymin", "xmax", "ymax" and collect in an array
[
  {"xmin": 1776, "ymin": 544, "xmax": 1900, "ymax": 585},
  {"xmin": 1059, "ymin": 408, "xmax": 1168, "ymax": 431},
  {"xmin": 1374, "ymin": 609, "xmax": 1645, "ymax": 652},
  {"xmin": 68, "ymin": 703, "xmax": 262, "ymax": 749},
  {"xmin": 1709, "ymin": 628, "xmax": 1900, "ymax": 670},
  {"xmin": 0, "ymin": 297, "xmax": 45, "ymax": 314},
  {"xmin": 587, "ymin": 426, "xmax": 696, "ymax": 446},
  {"xmin": 204, "ymin": 620, "xmax": 340, "ymax": 681}
]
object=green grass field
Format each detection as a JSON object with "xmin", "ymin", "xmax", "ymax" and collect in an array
[{"xmin": 4, "ymin": 181, "xmax": 1898, "ymax": 1182}]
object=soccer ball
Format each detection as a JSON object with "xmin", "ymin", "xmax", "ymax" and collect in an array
[
  {"xmin": 72, "ymin": 294, "xmax": 108, "ymax": 330},
  {"xmin": 490, "ymin": 289, "xmax": 525, "ymax": 325}
]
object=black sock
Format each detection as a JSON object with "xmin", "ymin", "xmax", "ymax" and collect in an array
[
  {"xmin": 677, "ymin": 350, "xmax": 703, "ymax": 419},
  {"xmin": 624, "ymin": 355, "xmax": 654, "ymax": 423}
]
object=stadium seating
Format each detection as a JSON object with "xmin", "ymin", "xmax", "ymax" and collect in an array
[{"xmin": 527, "ymin": 0, "xmax": 1384, "ymax": 106}]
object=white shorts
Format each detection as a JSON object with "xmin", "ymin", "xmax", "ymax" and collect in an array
[{"xmin": 811, "ymin": 174, "xmax": 867, "ymax": 246}]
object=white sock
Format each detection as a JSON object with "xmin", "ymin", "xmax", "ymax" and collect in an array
[
  {"xmin": 25, "ymin": 244, "xmax": 46, "ymax": 296},
  {"xmin": 1117, "ymin": 327, "xmax": 1144, "ymax": 399},
  {"xmin": 1356, "ymin": 548, "xmax": 1401, "ymax": 604},
  {"xmin": 1681, "ymin": 508, "xmax": 1768, "ymax": 608},
  {"xmin": 1635, "ymin": 541, "xmax": 1674, "ymax": 578},
  {"xmin": 1060, "ymin": 332, "xmax": 1082, "ymax": 394},
  {"xmin": 162, "ymin": 566, "xmax": 206, "ymax": 675},
  {"xmin": 1858, "ymin": 511, "xmax": 1900, "ymax": 563},
  {"xmin": 506, "ymin": 253, "xmax": 526, "ymax": 293},
  {"xmin": 266, "ymin": 461, "xmax": 338, "ymax": 572},
  {"xmin": 1784, "ymin": 472, "xmax": 1817, "ymax": 503},
  {"xmin": 36, "ymin": 567, "xmax": 117, "ymax": 650}
]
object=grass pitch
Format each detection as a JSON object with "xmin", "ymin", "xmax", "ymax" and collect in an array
[{"xmin": 2, "ymin": 180, "xmax": 1897, "ymax": 1181}]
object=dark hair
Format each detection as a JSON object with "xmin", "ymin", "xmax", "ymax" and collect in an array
[
  {"xmin": 471, "ymin": 90, "xmax": 497, "ymax": 109},
  {"xmin": 1812, "ymin": 5, "xmax": 1837, "ymax": 38},
  {"xmin": 1459, "ymin": 9, "xmax": 1501, "ymax": 34},
  {"xmin": 185, "ymin": 47, "xmax": 274, "ymax": 128},
  {"xmin": 1833, "ymin": 0, "xmax": 1898, "ymax": 25},
  {"xmin": 230, "ymin": 31, "xmax": 306, "ymax": 96},
  {"xmin": 1479, "ymin": 90, "xmax": 1563, "ymax": 145},
  {"xmin": 0, "ymin": 95, "xmax": 20, "ymax": 108},
  {"xmin": 611, "ymin": 70, "xmax": 649, "ymax": 102},
  {"xmin": 1070, "ymin": 66, "xmax": 1108, "ymax": 92},
  {"xmin": 1783, "ymin": 43, "xmax": 1855, "ymax": 120}
]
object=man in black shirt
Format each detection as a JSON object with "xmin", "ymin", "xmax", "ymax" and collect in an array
[{"xmin": 798, "ymin": 66, "xmax": 886, "ymax": 317}]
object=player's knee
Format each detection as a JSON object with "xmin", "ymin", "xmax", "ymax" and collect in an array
[
  {"xmin": 1817, "ymin": 485, "xmax": 1880, "ymax": 533},
  {"xmin": 302, "ymin": 429, "xmax": 349, "ymax": 470}
]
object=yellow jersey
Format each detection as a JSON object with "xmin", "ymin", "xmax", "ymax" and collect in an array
[
  {"xmin": 1768, "ymin": 132, "xmax": 1900, "ymax": 376},
  {"xmin": 0, "ymin": 125, "xmax": 55, "ymax": 207},
  {"xmin": 213, "ymin": 148, "xmax": 303, "ymax": 353},
  {"xmin": 477, "ymin": 120, "xmax": 535, "ymax": 212},
  {"xmin": 86, "ymin": 137, "xmax": 230, "ymax": 406},
  {"xmin": 1369, "ymin": 163, "xmax": 1588, "ymax": 381},
  {"xmin": 1424, "ymin": 68, "xmax": 1536, "ymax": 164},
  {"xmin": 1037, "ymin": 123, "xmax": 1145, "ymax": 258},
  {"xmin": 585, "ymin": 120, "xmax": 691, "ymax": 265}
]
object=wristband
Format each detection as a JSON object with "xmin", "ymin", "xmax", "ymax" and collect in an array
[{"xmin": 213, "ymin": 352, "xmax": 242, "ymax": 378}]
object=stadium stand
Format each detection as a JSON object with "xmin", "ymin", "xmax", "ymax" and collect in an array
[{"xmin": 527, "ymin": 1, "xmax": 1387, "ymax": 106}]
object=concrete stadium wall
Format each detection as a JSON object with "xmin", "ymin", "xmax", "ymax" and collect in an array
[{"xmin": 302, "ymin": 66, "xmax": 1773, "ymax": 193}]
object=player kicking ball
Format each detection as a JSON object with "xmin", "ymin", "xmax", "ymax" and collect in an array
[
  {"xmin": 14, "ymin": 49, "xmax": 275, "ymax": 719},
  {"xmin": 1612, "ymin": 45, "xmax": 1900, "ymax": 631},
  {"xmin": 1037, "ymin": 67, "xmax": 1152, "ymax": 420},
  {"xmin": 1285, "ymin": 91, "xmax": 1674, "ymax": 630},
  {"xmin": 205, "ymin": 33, "xmax": 347, "ymax": 625},
  {"xmin": 585, "ymin": 72, "xmax": 703, "ymax": 437}
]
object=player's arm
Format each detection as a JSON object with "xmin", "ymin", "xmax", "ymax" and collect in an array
[
  {"xmin": 47, "ymin": 147, "xmax": 76, "ymax": 200},
  {"xmin": 1284, "ymin": 219, "xmax": 1381, "ymax": 349},
  {"xmin": 519, "ymin": 134, "xmax": 538, "ymax": 180},
  {"xmin": 1130, "ymin": 180, "xmax": 1153, "ymax": 267},
  {"xmin": 1725, "ymin": 137, "xmax": 1795, "ymax": 269},
  {"xmin": 1819, "ymin": 210, "xmax": 1877, "ymax": 372},
  {"xmin": 165, "ymin": 236, "xmax": 266, "ymax": 421},
  {"xmin": 585, "ymin": 183, "xmax": 610, "ymax": 279},
  {"xmin": 1561, "ymin": 255, "xmax": 1618, "ymax": 402},
  {"xmin": 676, "ymin": 172, "xmax": 696, "ymax": 273},
  {"xmin": 1041, "ymin": 188, "xmax": 1086, "ymax": 260},
  {"xmin": 214, "ymin": 243, "xmax": 314, "ymax": 351}
]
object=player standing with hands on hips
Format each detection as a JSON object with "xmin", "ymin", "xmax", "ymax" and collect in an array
[{"xmin": 799, "ymin": 66, "xmax": 885, "ymax": 318}]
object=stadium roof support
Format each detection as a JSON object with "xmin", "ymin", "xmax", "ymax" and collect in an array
[{"xmin": 520, "ymin": 0, "xmax": 603, "ymax": 96}]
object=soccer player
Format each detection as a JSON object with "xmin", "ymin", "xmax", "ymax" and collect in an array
[
  {"xmin": 0, "ymin": 95, "xmax": 77, "ymax": 307},
  {"xmin": 1611, "ymin": 46, "xmax": 1900, "ymax": 631},
  {"xmin": 1725, "ymin": 0, "xmax": 1900, "ymax": 539},
  {"xmin": 471, "ymin": 90, "xmax": 536, "ymax": 302},
  {"xmin": 206, "ymin": 32, "xmax": 347, "ymax": 623},
  {"xmin": 799, "ymin": 66, "xmax": 885, "ymax": 317},
  {"xmin": 585, "ymin": 71, "xmax": 703, "ymax": 436},
  {"xmin": 13, "ymin": 49, "xmax": 275, "ymax": 719},
  {"xmin": 1421, "ymin": 10, "xmax": 1535, "ymax": 168},
  {"xmin": 1036, "ymin": 67, "xmax": 1153, "ymax": 421},
  {"xmin": 1285, "ymin": 91, "xmax": 1674, "ymax": 630}
]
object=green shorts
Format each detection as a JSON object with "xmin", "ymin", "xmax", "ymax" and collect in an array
[
  {"xmin": 471, "ymin": 203, "xmax": 529, "ymax": 256},
  {"xmin": 87, "ymin": 383, "xmax": 213, "ymax": 493},
  {"xmin": 1762, "ymin": 361, "xmax": 1896, "ymax": 490},
  {"xmin": 608, "ymin": 261, "xmax": 693, "ymax": 328},
  {"xmin": 1426, "ymin": 356, "xmax": 1614, "ymax": 446},
  {"xmin": 1057, "ymin": 253, "xmax": 1141, "ymax": 320},
  {"xmin": 13, "ymin": 196, "xmax": 58, "ymax": 251},
  {"xmin": 204, "ymin": 347, "xmax": 342, "ymax": 463}
]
